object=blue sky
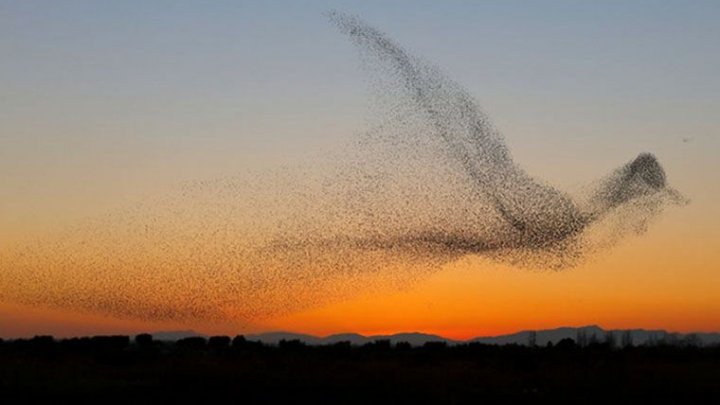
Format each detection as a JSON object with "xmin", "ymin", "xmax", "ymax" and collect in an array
[{"xmin": 1, "ymin": 0, "xmax": 718, "ymax": 237}]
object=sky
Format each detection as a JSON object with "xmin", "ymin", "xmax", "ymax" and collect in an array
[{"xmin": 1, "ymin": 0, "xmax": 719, "ymax": 339}]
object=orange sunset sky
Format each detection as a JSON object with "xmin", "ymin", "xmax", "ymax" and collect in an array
[{"xmin": 1, "ymin": 1, "xmax": 719, "ymax": 339}]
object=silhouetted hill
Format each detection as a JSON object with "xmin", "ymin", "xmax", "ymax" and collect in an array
[
  {"xmin": 242, "ymin": 331, "xmax": 452, "ymax": 346},
  {"xmin": 473, "ymin": 325, "xmax": 720, "ymax": 346},
  {"xmin": 150, "ymin": 330, "xmax": 206, "ymax": 341},
  {"xmin": 472, "ymin": 325, "xmax": 605, "ymax": 345},
  {"xmin": 233, "ymin": 325, "xmax": 719, "ymax": 347},
  {"xmin": 371, "ymin": 332, "xmax": 455, "ymax": 345},
  {"xmin": 323, "ymin": 333, "xmax": 369, "ymax": 345},
  {"xmin": 245, "ymin": 331, "xmax": 323, "ymax": 345}
]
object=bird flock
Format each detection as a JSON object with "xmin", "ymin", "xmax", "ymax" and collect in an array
[{"xmin": 0, "ymin": 12, "xmax": 685, "ymax": 325}]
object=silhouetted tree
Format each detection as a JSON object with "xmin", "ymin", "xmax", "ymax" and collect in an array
[
  {"xmin": 326, "ymin": 341, "xmax": 352, "ymax": 356},
  {"xmin": 278, "ymin": 339, "xmax": 306, "ymax": 350},
  {"xmin": 232, "ymin": 335, "xmax": 247, "ymax": 348},
  {"xmin": 90, "ymin": 335, "xmax": 129, "ymax": 351},
  {"xmin": 556, "ymin": 338, "xmax": 577, "ymax": 350},
  {"xmin": 604, "ymin": 331, "xmax": 617, "ymax": 349},
  {"xmin": 19, "ymin": 335, "xmax": 57, "ymax": 355},
  {"xmin": 232, "ymin": 335, "xmax": 264, "ymax": 351},
  {"xmin": 208, "ymin": 336, "xmax": 231, "ymax": 351},
  {"xmin": 395, "ymin": 341, "xmax": 412, "ymax": 351},
  {"xmin": 176, "ymin": 337, "xmax": 207, "ymax": 350},
  {"xmin": 527, "ymin": 331, "xmax": 537, "ymax": 347},
  {"xmin": 621, "ymin": 331, "xmax": 634, "ymax": 348},
  {"xmin": 683, "ymin": 334, "xmax": 701, "ymax": 347},
  {"xmin": 363, "ymin": 340, "xmax": 391, "ymax": 352},
  {"xmin": 647, "ymin": 333, "xmax": 657, "ymax": 346},
  {"xmin": 423, "ymin": 341, "xmax": 448, "ymax": 350},
  {"xmin": 31, "ymin": 335, "xmax": 55, "ymax": 344},
  {"xmin": 135, "ymin": 333, "xmax": 154, "ymax": 347},
  {"xmin": 576, "ymin": 330, "xmax": 587, "ymax": 348}
]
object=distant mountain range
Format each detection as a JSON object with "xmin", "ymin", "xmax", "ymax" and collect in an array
[{"xmin": 151, "ymin": 325, "xmax": 720, "ymax": 346}]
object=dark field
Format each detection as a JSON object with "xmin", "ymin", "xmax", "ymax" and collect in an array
[{"xmin": 2, "ymin": 335, "xmax": 719, "ymax": 403}]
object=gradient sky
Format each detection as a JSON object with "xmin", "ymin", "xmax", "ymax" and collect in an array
[{"xmin": 1, "ymin": 0, "xmax": 719, "ymax": 339}]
